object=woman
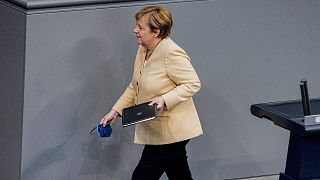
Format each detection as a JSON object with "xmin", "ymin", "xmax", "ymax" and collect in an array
[{"xmin": 100, "ymin": 5, "xmax": 203, "ymax": 180}]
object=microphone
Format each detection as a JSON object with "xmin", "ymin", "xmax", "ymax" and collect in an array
[{"xmin": 300, "ymin": 79, "xmax": 311, "ymax": 116}]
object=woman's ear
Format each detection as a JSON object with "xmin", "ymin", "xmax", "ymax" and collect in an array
[{"xmin": 153, "ymin": 29, "xmax": 160, "ymax": 37}]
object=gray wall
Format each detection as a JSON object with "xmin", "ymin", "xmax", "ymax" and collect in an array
[
  {"xmin": 0, "ymin": 2, "xmax": 25, "ymax": 180},
  {"xmin": 1, "ymin": 0, "xmax": 320, "ymax": 179}
]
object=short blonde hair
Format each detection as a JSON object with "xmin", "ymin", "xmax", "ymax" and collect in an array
[{"xmin": 135, "ymin": 6, "xmax": 173, "ymax": 39}]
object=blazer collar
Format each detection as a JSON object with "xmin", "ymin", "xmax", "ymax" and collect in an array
[{"xmin": 140, "ymin": 38, "xmax": 171, "ymax": 58}]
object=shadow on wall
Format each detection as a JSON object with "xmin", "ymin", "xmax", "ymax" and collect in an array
[
  {"xmin": 22, "ymin": 143, "xmax": 68, "ymax": 180},
  {"xmin": 80, "ymin": 135, "xmax": 121, "ymax": 179},
  {"xmin": 72, "ymin": 36, "xmax": 131, "ymax": 179},
  {"xmin": 21, "ymin": 88, "xmax": 84, "ymax": 179},
  {"xmin": 75, "ymin": 36, "xmax": 140, "ymax": 179},
  {"xmin": 22, "ymin": 36, "xmax": 135, "ymax": 179}
]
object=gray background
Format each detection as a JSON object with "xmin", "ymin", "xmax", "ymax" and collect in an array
[{"xmin": 1, "ymin": 0, "xmax": 320, "ymax": 179}]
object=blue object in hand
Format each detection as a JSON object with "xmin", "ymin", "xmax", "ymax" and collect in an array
[
  {"xmin": 97, "ymin": 124, "xmax": 112, "ymax": 137},
  {"xmin": 90, "ymin": 124, "xmax": 112, "ymax": 137}
]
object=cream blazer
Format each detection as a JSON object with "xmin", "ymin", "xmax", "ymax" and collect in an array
[{"xmin": 112, "ymin": 38, "xmax": 203, "ymax": 145}]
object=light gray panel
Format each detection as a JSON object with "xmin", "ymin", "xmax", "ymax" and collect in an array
[
  {"xmin": 172, "ymin": 0, "xmax": 320, "ymax": 179},
  {"xmin": 23, "ymin": 5, "xmax": 140, "ymax": 180},
  {"xmin": 173, "ymin": 0, "xmax": 320, "ymax": 179},
  {"xmin": 22, "ymin": 0, "xmax": 320, "ymax": 180},
  {"xmin": 0, "ymin": 2, "xmax": 26, "ymax": 180}
]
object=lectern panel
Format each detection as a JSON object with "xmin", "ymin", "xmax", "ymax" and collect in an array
[{"xmin": 251, "ymin": 98, "xmax": 320, "ymax": 136}]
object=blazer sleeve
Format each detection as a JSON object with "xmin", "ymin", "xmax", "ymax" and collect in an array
[{"xmin": 161, "ymin": 45, "xmax": 201, "ymax": 110}]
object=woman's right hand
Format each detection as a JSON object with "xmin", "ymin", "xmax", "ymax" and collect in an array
[{"xmin": 100, "ymin": 109, "xmax": 119, "ymax": 127}]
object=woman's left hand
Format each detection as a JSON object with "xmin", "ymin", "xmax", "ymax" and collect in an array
[{"xmin": 149, "ymin": 96, "xmax": 166, "ymax": 111}]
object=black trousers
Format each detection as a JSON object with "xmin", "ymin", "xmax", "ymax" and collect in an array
[{"xmin": 131, "ymin": 139, "xmax": 193, "ymax": 180}]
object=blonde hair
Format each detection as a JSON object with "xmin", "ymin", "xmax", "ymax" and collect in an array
[{"xmin": 135, "ymin": 6, "xmax": 173, "ymax": 39}]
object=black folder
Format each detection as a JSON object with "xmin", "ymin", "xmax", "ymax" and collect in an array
[{"xmin": 122, "ymin": 102, "xmax": 157, "ymax": 127}]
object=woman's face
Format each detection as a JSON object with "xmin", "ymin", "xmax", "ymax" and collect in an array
[{"xmin": 133, "ymin": 16, "xmax": 159, "ymax": 48}]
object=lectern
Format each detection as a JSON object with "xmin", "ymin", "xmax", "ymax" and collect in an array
[{"xmin": 251, "ymin": 98, "xmax": 320, "ymax": 180}]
